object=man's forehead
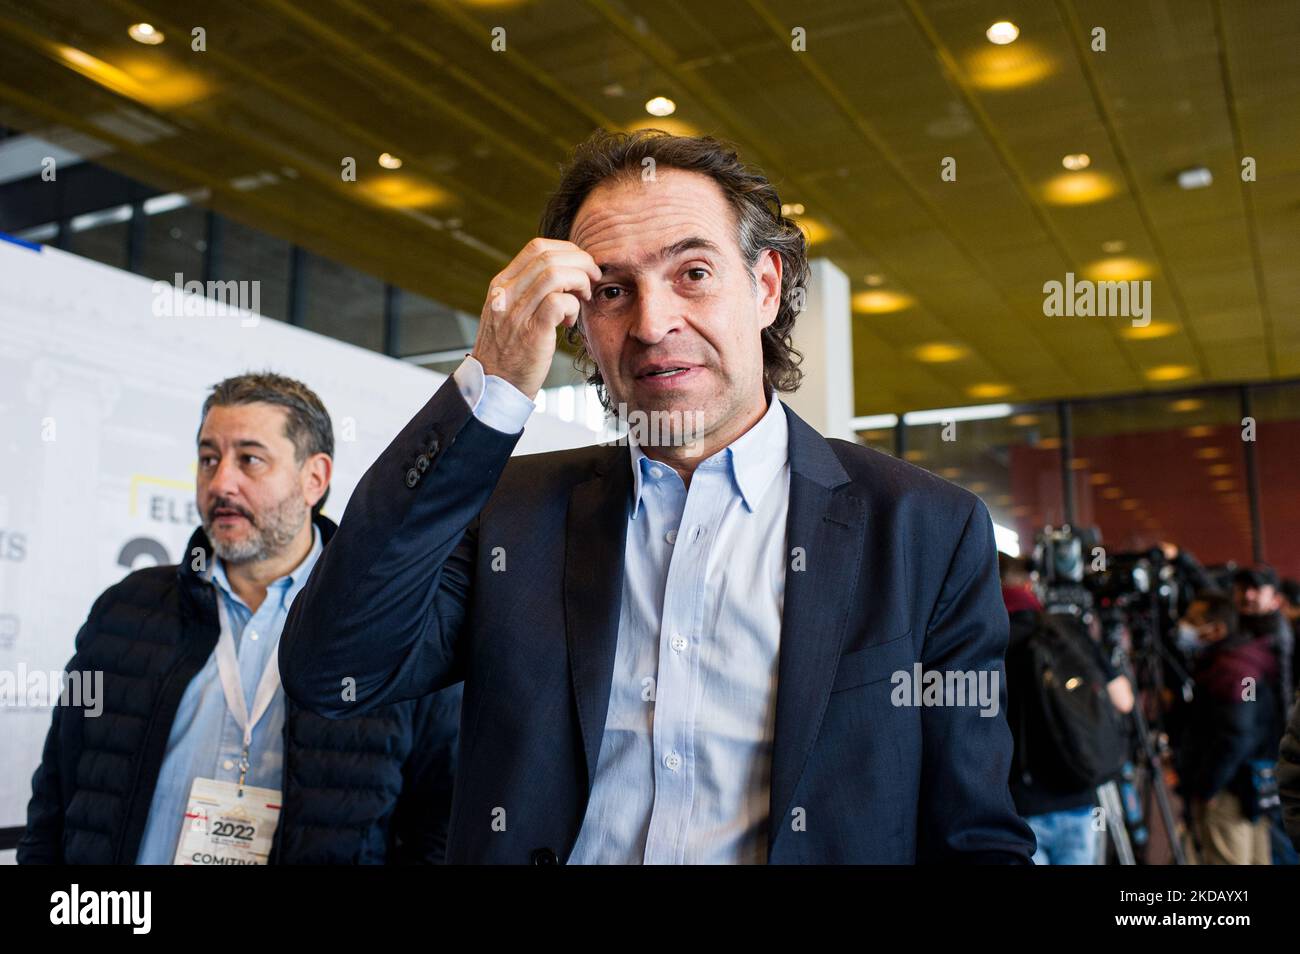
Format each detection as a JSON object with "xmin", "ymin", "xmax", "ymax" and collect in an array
[
  {"xmin": 570, "ymin": 169, "xmax": 735, "ymax": 257},
  {"xmin": 200, "ymin": 402, "xmax": 291, "ymax": 442}
]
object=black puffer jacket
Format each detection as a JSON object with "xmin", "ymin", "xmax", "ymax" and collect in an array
[{"xmin": 18, "ymin": 516, "xmax": 463, "ymax": 864}]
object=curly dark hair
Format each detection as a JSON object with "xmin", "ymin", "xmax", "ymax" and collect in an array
[{"xmin": 538, "ymin": 128, "xmax": 807, "ymax": 410}]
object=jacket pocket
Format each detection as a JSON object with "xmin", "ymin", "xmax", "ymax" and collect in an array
[{"xmin": 830, "ymin": 631, "xmax": 915, "ymax": 693}]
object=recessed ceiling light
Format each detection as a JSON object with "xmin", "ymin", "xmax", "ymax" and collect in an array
[
  {"xmin": 1102, "ymin": 239, "xmax": 1126, "ymax": 253},
  {"xmin": 780, "ymin": 202, "xmax": 805, "ymax": 216},
  {"xmin": 1042, "ymin": 171, "xmax": 1117, "ymax": 205},
  {"xmin": 864, "ymin": 273, "xmax": 884, "ymax": 287},
  {"xmin": 968, "ymin": 382, "xmax": 1012, "ymax": 399},
  {"xmin": 1083, "ymin": 256, "xmax": 1153, "ymax": 282},
  {"xmin": 128, "ymin": 22, "xmax": 164, "ymax": 45},
  {"xmin": 1121, "ymin": 322, "xmax": 1177, "ymax": 341},
  {"xmin": 914, "ymin": 342, "xmax": 968, "ymax": 363},
  {"xmin": 378, "ymin": 152, "xmax": 403, "ymax": 169},
  {"xmin": 1177, "ymin": 166, "xmax": 1213, "ymax": 190},
  {"xmin": 1145, "ymin": 364, "xmax": 1193, "ymax": 382},
  {"xmin": 986, "ymin": 21, "xmax": 1019, "ymax": 45},
  {"xmin": 1170, "ymin": 398, "xmax": 1203, "ymax": 412},
  {"xmin": 1062, "ymin": 153, "xmax": 1091, "ymax": 170},
  {"xmin": 645, "ymin": 96, "xmax": 676, "ymax": 117},
  {"xmin": 853, "ymin": 290, "xmax": 915, "ymax": 314}
]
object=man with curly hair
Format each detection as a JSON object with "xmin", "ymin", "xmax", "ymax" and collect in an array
[{"xmin": 281, "ymin": 129, "xmax": 1033, "ymax": 865}]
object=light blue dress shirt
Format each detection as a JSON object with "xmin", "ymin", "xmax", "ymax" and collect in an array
[
  {"xmin": 453, "ymin": 355, "xmax": 791, "ymax": 863},
  {"xmin": 135, "ymin": 526, "xmax": 323, "ymax": 864}
]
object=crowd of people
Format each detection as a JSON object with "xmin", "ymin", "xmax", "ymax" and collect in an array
[{"xmin": 1000, "ymin": 549, "xmax": 1300, "ymax": 864}]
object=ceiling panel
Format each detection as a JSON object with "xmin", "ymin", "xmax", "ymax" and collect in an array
[{"xmin": 0, "ymin": 0, "xmax": 1294, "ymax": 414}]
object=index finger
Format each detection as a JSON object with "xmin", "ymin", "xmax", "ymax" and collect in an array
[{"xmin": 495, "ymin": 238, "xmax": 601, "ymax": 287}]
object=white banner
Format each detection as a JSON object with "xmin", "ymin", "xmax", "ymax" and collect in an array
[{"xmin": 0, "ymin": 236, "xmax": 595, "ymax": 830}]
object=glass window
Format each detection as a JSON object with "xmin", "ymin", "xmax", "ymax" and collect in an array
[
  {"xmin": 65, "ymin": 206, "xmax": 130, "ymax": 270},
  {"xmin": 400, "ymin": 291, "xmax": 475, "ymax": 357},
  {"xmin": 903, "ymin": 405, "xmax": 1063, "ymax": 556},
  {"xmin": 1070, "ymin": 390, "xmax": 1248, "ymax": 570},
  {"xmin": 138, "ymin": 204, "xmax": 206, "ymax": 285},
  {"xmin": 1252, "ymin": 382, "xmax": 1300, "ymax": 581},
  {"xmin": 300, "ymin": 251, "xmax": 384, "ymax": 352},
  {"xmin": 855, "ymin": 426, "xmax": 896, "ymax": 457},
  {"xmin": 213, "ymin": 216, "xmax": 291, "ymax": 324}
]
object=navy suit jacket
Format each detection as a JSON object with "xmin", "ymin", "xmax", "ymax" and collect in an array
[{"xmin": 280, "ymin": 375, "xmax": 1035, "ymax": 864}]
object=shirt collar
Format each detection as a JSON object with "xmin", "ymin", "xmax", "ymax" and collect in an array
[
  {"xmin": 211, "ymin": 523, "xmax": 324, "ymax": 610},
  {"xmin": 628, "ymin": 389, "xmax": 788, "ymax": 518}
]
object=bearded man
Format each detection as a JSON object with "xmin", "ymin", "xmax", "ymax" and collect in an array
[{"xmin": 20, "ymin": 373, "xmax": 463, "ymax": 865}]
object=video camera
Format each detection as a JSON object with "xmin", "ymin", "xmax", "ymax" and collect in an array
[{"xmin": 1031, "ymin": 525, "xmax": 1179, "ymax": 655}]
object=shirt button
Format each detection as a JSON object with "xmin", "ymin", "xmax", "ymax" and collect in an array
[
  {"xmin": 665, "ymin": 529, "xmax": 677, "ymax": 545},
  {"xmin": 248, "ymin": 630, "xmax": 259, "ymax": 641},
  {"xmin": 671, "ymin": 634, "xmax": 687, "ymax": 652},
  {"xmin": 664, "ymin": 752, "xmax": 682, "ymax": 771},
  {"xmin": 223, "ymin": 759, "xmax": 234, "ymax": 770},
  {"xmin": 649, "ymin": 466, "xmax": 663, "ymax": 479}
]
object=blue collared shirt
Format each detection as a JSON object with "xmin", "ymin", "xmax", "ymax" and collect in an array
[
  {"xmin": 135, "ymin": 526, "xmax": 323, "ymax": 864},
  {"xmin": 454, "ymin": 356, "xmax": 791, "ymax": 863}
]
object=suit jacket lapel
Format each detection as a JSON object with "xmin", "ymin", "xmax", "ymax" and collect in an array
[
  {"xmin": 564, "ymin": 445, "xmax": 632, "ymax": 791},
  {"xmin": 768, "ymin": 409, "xmax": 867, "ymax": 855}
]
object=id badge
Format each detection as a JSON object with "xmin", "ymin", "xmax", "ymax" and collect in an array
[{"xmin": 173, "ymin": 777, "xmax": 282, "ymax": 865}]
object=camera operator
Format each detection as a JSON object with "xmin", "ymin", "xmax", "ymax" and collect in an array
[
  {"xmin": 1001, "ymin": 554, "xmax": 1133, "ymax": 864},
  {"xmin": 1231, "ymin": 566, "xmax": 1298, "ymax": 864},
  {"xmin": 1175, "ymin": 591, "xmax": 1277, "ymax": 864},
  {"xmin": 1157, "ymin": 542, "xmax": 1219, "ymax": 616},
  {"xmin": 1233, "ymin": 566, "xmax": 1296, "ymax": 707}
]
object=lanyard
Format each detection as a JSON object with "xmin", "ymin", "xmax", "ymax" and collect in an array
[{"xmin": 212, "ymin": 589, "xmax": 282, "ymax": 797}]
